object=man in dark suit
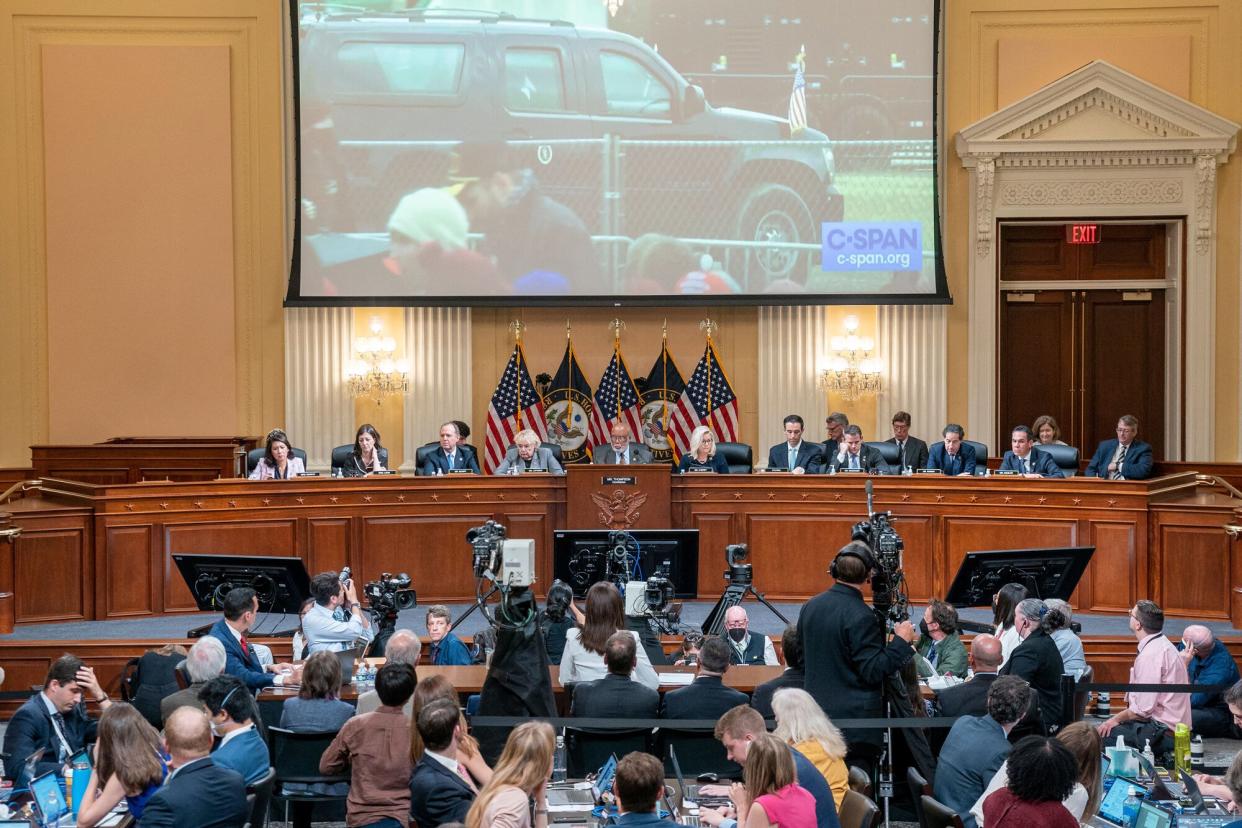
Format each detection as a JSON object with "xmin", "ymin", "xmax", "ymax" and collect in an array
[
  {"xmin": 422, "ymin": 421, "xmax": 481, "ymax": 474},
  {"xmin": 207, "ymin": 587, "xmax": 300, "ymax": 691},
  {"xmin": 751, "ymin": 625, "xmax": 804, "ymax": 719},
  {"xmin": 200, "ymin": 675, "xmax": 270, "ymax": 785},
  {"xmin": 925, "ymin": 423, "xmax": 977, "ymax": 476},
  {"xmin": 571, "ymin": 632, "xmax": 659, "ymax": 718},
  {"xmin": 799, "ymin": 541, "xmax": 916, "ymax": 764},
  {"xmin": 3, "ymin": 654, "xmax": 112, "ymax": 787},
  {"xmin": 825, "ymin": 425, "xmax": 887, "ymax": 473},
  {"xmin": 936, "ymin": 634, "xmax": 1003, "ymax": 718},
  {"xmin": 821, "ymin": 411, "xmax": 849, "ymax": 462},
  {"xmin": 661, "ymin": 637, "xmax": 748, "ymax": 719},
  {"xmin": 932, "ymin": 676, "xmax": 1032, "ymax": 828},
  {"xmin": 409, "ymin": 698, "xmax": 476, "ymax": 827},
  {"xmin": 998, "ymin": 426, "xmax": 1062, "ymax": 478},
  {"xmin": 593, "ymin": 423, "xmax": 654, "ymax": 464},
  {"xmin": 1085, "ymin": 414, "xmax": 1154, "ymax": 480},
  {"xmin": 765, "ymin": 414, "xmax": 825, "ymax": 473},
  {"xmin": 884, "ymin": 410, "xmax": 929, "ymax": 472},
  {"xmin": 1000, "ymin": 598, "xmax": 1065, "ymax": 734},
  {"xmin": 138, "ymin": 706, "xmax": 249, "ymax": 828}
]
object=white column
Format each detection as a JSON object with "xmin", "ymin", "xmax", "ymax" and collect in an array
[
  {"xmin": 402, "ymin": 307, "xmax": 472, "ymax": 472},
  {"xmin": 284, "ymin": 307, "xmax": 355, "ymax": 471},
  {"xmin": 876, "ymin": 304, "xmax": 948, "ymax": 444}
]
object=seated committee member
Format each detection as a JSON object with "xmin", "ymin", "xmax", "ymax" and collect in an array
[
  {"xmin": 886, "ymin": 411, "xmax": 930, "ymax": 471},
  {"xmin": 822, "ymin": 411, "xmax": 849, "ymax": 460},
  {"xmin": 3, "ymin": 654, "xmax": 112, "ymax": 786},
  {"xmin": 423, "ymin": 421, "xmax": 481, "ymax": 475},
  {"xmin": 915, "ymin": 600, "xmax": 969, "ymax": 678},
  {"xmin": 1181, "ymin": 624, "xmax": 1242, "ymax": 738},
  {"xmin": 1033, "ymin": 414, "xmax": 1068, "ymax": 446},
  {"xmin": 723, "ymin": 606, "xmax": 780, "ymax": 666},
  {"xmin": 495, "ymin": 428, "xmax": 564, "ymax": 474},
  {"xmin": 826, "ymin": 425, "xmax": 886, "ymax": 473},
  {"xmin": 409, "ymin": 698, "xmax": 477, "ymax": 827},
  {"xmin": 1084, "ymin": 415, "xmax": 1154, "ymax": 480},
  {"xmin": 594, "ymin": 422, "xmax": 653, "ymax": 464},
  {"xmin": 137, "ymin": 707, "xmax": 248, "ymax": 828},
  {"xmin": 427, "ymin": 604, "xmax": 473, "ymax": 666},
  {"xmin": 677, "ymin": 425, "xmax": 730, "ymax": 473},
  {"xmin": 999, "ymin": 426, "xmax": 1062, "ymax": 478},
  {"xmin": 926, "ymin": 423, "xmax": 977, "ymax": 476},
  {"xmin": 766, "ymin": 414, "xmax": 824, "ymax": 474},
  {"xmin": 342, "ymin": 423, "xmax": 387, "ymax": 477},
  {"xmin": 571, "ymin": 632, "xmax": 660, "ymax": 719},
  {"xmin": 200, "ymin": 675, "xmax": 269, "ymax": 785},
  {"xmin": 303, "ymin": 570, "xmax": 374, "ymax": 654},
  {"xmin": 208, "ymin": 586, "xmax": 300, "ymax": 690},
  {"xmin": 249, "ymin": 428, "xmax": 305, "ymax": 480}
]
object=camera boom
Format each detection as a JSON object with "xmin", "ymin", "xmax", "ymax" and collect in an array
[{"xmin": 851, "ymin": 479, "xmax": 910, "ymax": 628}]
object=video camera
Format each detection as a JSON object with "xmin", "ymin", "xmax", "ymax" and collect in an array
[
  {"xmin": 723, "ymin": 543, "xmax": 752, "ymax": 587},
  {"xmin": 852, "ymin": 479, "xmax": 909, "ymax": 627},
  {"xmin": 644, "ymin": 560, "xmax": 676, "ymax": 614},
  {"xmin": 363, "ymin": 572, "xmax": 416, "ymax": 617},
  {"xmin": 467, "ymin": 520, "xmax": 508, "ymax": 580}
]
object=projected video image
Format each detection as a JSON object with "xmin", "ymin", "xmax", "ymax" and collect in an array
[{"xmin": 295, "ymin": 0, "xmax": 938, "ymax": 301}]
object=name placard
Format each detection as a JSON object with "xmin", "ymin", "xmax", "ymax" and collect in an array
[
  {"xmin": 295, "ymin": 472, "xmax": 321, "ymax": 477},
  {"xmin": 447, "ymin": 468, "xmax": 475, "ymax": 475},
  {"xmin": 521, "ymin": 468, "xmax": 549, "ymax": 474},
  {"xmin": 684, "ymin": 467, "xmax": 715, "ymax": 473},
  {"xmin": 373, "ymin": 470, "xmax": 397, "ymax": 475},
  {"xmin": 603, "ymin": 475, "xmax": 637, "ymax": 485},
  {"xmin": 760, "ymin": 468, "xmax": 789, "ymax": 474},
  {"xmin": 994, "ymin": 469, "xmax": 1020, "ymax": 476},
  {"xmin": 837, "ymin": 467, "xmax": 864, "ymax": 474},
  {"xmin": 916, "ymin": 468, "xmax": 943, "ymax": 475}
]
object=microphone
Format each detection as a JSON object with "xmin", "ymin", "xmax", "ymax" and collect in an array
[{"xmin": 865, "ymin": 478, "xmax": 875, "ymax": 516}]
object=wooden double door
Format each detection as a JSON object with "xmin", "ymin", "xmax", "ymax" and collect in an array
[{"xmin": 998, "ymin": 223, "xmax": 1167, "ymax": 459}]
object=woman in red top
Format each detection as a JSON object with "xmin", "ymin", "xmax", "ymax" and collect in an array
[
  {"xmin": 982, "ymin": 736, "xmax": 1080, "ymax": 828},
  {"xmin": 728, "ymin": 733, "xmax": 816, "ymax": 828}
]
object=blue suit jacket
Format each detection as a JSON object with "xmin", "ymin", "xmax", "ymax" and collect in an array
[
  {"xmin": 2, "ymin": 694, "xmax": 97, "ymax": 786},
  {"xmin": 207, "ymin": 618, "xmax": 273, "ymax": 690},
  {"xmin": 1084, "ymin": 439, "xmax": 1153, "ymax": 479},
  {"xmin": 422, "ymin": 446, "xmax": 481, "ymax": 475},
  {"xmin": 211, "ymin": 727, "xmax": 270, "ymax": 785},
  {"xmin": 925, "ymin": 442, "xmax": 977, "ymax": 476},
  {"xmin": 431, "ymin": 632, "xmax": 474, "ymax": 666},
  {"xmin": 998, "ymin": 447, "xmax": 1062, "ymax": 478},
  {"xmin": 409, "ymin": 754, "xmax": 475, "ymax": 827},
  {"xmin": 765, "ymin": 442, "xmax": 825, "ymax": 473},
  {"xmin": 1186, "ymin": 640, "xmax": 1241, "ymax": 709},
  {"xmin": 137, "ymin": 756, "xmax": 248, "ymax": 828},
  {"xmin": 932, "ymin": 715, "xmax": 1011, "ymax": 828}
]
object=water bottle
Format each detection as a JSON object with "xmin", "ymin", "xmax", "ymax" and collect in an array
[
  {"xmin": 1122, "ymin": 785, "xmax": 1142, "ymax": 825},
  {"xmin": 71, "ymin": 756, "xmax": 91, "ymax": 815},
  {"xmin": 552, "ymin": 735, "xmax": 567, "ymax": 782},
  {"xmin": 1174, "ymin": 723, "xmax": 1191, "ymax": 774},
  {"xmin": 1191, "ymin": 734, "xmax": 1205, "ymax": 769},
  {"xmin": 63, "ymin": 766, "xmax": 73, "ymax": 811}
]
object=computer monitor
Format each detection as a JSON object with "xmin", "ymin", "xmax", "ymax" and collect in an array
[
  {"xmin": 944, "ymin": 546, "xmax": 1095, "ymax": 607},
  {"xmin": 172, "ymin": 553, "xmax": 311, "ymax": 614},
  {"xmin": 553, "ymin": 530, "xmax": 699, "ymax": 598}
]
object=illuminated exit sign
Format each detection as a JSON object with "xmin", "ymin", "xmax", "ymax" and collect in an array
[{"xmin": 1066, "ymin": 224, "xmax": 1100, "ymax": 244}]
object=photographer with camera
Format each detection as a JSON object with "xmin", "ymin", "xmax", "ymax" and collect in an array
[
  {"xmin": 798, "ymin": 540, "xmax": 916, "ymax": 768},
  {"xmin": 303, "ymin": 569, "xmax": 374, "ymax": 654}
]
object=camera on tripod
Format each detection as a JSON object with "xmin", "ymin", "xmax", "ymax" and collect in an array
[
  {"xmin": 466, "ymin": 520, "xmax": 536, "ymax": 588},
  {"xmin": 723, "ymin": 543, "xmax": 752, "ymax": 587},
  {"xmin": 853, "ymin": 479, "xmax": 910, "ymax": 627},
  {"xmin": 467, "ymin": 520, "xmax": 507, "ymax": 580},
  {"xmin": 644, "ymin": 561, "xmax": 676, "ymax": 614},
  {"xmin": 362, "ymin": 573, "xmax": 416, "ymax": 617}
]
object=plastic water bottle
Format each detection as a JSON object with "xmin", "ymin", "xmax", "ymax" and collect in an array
[
  {"xmin": 1142, "ymin": 739, "xmax": 1156, "ymax": 772},
  {"xmin": 552, "ymin": 735, "xmax": 567, "ymax": 782},
  {"xmin": 1122, "ymin": 784, "xmax": 1142, "ymax": 825},
  {"xmin": 1174, "ymin": 723, "xmax": 1191, "ymax": 774},
  {"xmin": 1191, "ymin": 735, "xmax": 1205, "ymax": 769}
]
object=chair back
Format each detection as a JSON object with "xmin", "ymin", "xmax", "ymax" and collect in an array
[
  {"xmin": 414, "ymin": 441, "xmax": 439, "ymax": 474},
  {"xmin": 714, "ymin": 442, "xmax": 753, "ymax": 474},
  {"xmin": 247, "ymin": 447, "xmax": 309, "ymax": 475},
  {"xmin": 1040, "ymin": 443, "xmax": 1080, "ymax": 477},
  {"xmin": 962, "ymin": 440, "xmax": 989, "ymax": 474},
  {"xmin": 329, "ymin": 445, "xmax": 353, "ymax": 473},
  {"xmin": 542, "ymin": 442, "xmax": 563, "ymax": 463},
  {"xmin": 921, "ymin": 794, "xmax": 965, "ymax": 828},
  {"xmin": 866, "ymin": 441, "xmax": 900, "ymax": 472},
  {"xmin": 246, "ymin": 766, "xmax": 276, "ymax": 828},
  {"xmin": 839, "ymin": 789, "xmax": 881, "ymax": 828},
  {"xmin": 847, "ymin": 765, "xmax": 872, "ymax": 799},
  {"xmin": 908, "ymin": 765, "xmax": 933, "ymax": 828},
  {"xmin": 659, "ymin": 729, "xmax": 741, "ymax": 779},
  {"xmin": 268, "ymin": 728, "xmax": 350, "ymax": 786},
  {"xmin": 566, "ymin": 727, "xmax": 650, "ymax": 778}
]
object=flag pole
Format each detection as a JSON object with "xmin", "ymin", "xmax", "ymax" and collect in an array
[
  {"xmin": 700, "ymin": 318, "xmax": 718, "ymax": 434},
  {"xmin": 565, "ymin": 320, "xmax": 575, "ymax": 429},
  {"xmin": 510, "ymin": 319, "xmax": 525, "ymax": 428},
  {"xmin": 660, "ymin": 319, "xmax": 669, "ymax": 434},
  {"xmin": 610, "ymin": 318, "xmax": 624, "ymax": 427}
]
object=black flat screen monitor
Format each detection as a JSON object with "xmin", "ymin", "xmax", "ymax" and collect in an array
[
  {"xmin": 553, "ymin": 530, "xmax": 699, "ymax": 598},
  {"xmin": 172, "ymin": 553, "xmax": 311, "ymax": 614},
  {"xmin": 944, "ymin": 546, "xmax": 1095, "ymax": 607}
]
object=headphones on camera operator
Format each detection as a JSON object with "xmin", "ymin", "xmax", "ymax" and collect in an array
[{"xmin": 829, "ymin": 540, "xmax": 878, "ymax": 583}]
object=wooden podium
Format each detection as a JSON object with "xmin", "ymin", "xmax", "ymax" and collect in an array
[{"xmin": 565, "ymin": 464, "xmax": 671, "ymax": 529}]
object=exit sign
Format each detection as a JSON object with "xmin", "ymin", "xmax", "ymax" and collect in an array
[{"xmin": 1066, "ymin": 224, "xmax": 1100, "ymax": 244}]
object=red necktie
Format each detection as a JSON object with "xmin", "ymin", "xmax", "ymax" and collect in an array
[{"xmin": 239, "ymin": 635, "xmax": 250, "ymax": 662}]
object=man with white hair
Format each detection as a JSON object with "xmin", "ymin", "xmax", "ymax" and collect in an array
[
  {"xmin": 160, "ymin": 636, "xmax": 226, "ymax": 726},
  {"xmin": 722, "ymin": 606, "xmax": 780, "ymax": 666},
  {"xmin": 1180, "ymin": 624, "xmax": 1242, "ymax": 737},
  {"xmin": 494, "ymin": 428, "xmax": 563, "ymax": 474},
  {"xmin": 356, "ymin": 629, "xmax": 421, "ymax": 716}
]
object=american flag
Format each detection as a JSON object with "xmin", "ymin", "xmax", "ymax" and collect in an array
[
  {"xmin": 668, "ymin": 342, "xmax": 739, "ymax": 457},
  {"xmin": 788, "ymin": 53, "xmax": 807, "ymax": 136},
  {"xmin": 588, "ymin": 348, "xmax": 645, "ymax": 449},
  {"xmin": 482, "ymin": 344, "xmax": 548, "ymax": 474},
  {"xmin": 640, "ymin": 342, "xmax": 686, "ymax": 464}
]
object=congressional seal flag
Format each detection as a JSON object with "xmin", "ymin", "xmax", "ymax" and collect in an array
[
  {"xmin": 639, "ymin": 334, "xmax": 686, "ymax": 463},
  {"xmin": 668, "ymin": 333, "xmax": 739, "ymax": 458},
  {"xmin": 543, "ymin": 338, "xmax": 596, "ymax": 464},
  {"xmin": 482, "ymin": 343, "xmax": 548, "ymax": 475}
]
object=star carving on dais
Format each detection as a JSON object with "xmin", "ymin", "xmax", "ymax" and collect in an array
[
  {"xmin": 733, "ymin": 492, "xmax": 743, "ymax": 500},
  {"xmin": 296, "ymin": 497, "xmax": 305, "ymax": 504},
  {"xmin": 194, "ymin": 501, "xmax": 205, "ymax": 509},
  {"xmin": 1038, "ymin": 497, "xmax": 1047, "ymax": 505},
  {"xmin": 768, "ymin": 492, "xmax": 776, "ymax": 500},
  {"xmin": 464, "ymin": 493, "xmax": 472, "ymax": 500},
  {"xmin": 900, "ymin": 494, "xmax": 910, "ymax": 502},
  {"xmin": 700, "ymin": 492, "xmax": 709, "ymax": 500},
  {"xmin": 329, "ymin": 496, "xmax": 339, "ymax": 504},
  {"xmin": 833, "ymin": 493, "xmax": 843, "ymax": 501},
  {"xmin": 362, "ymin": 495, "xmax": 372, "ymax": 503},
  {"xmin": 396, "ymin": 494, "xmax": 406, "ymax": 502},
  {"xmin": 228, "ymin": 500, "xmax": 238, "ymax": 508},
  {"xmin": 498, "ymin": 493, "xmax": 506, "ymax": 501},
  {"xmin": 1072, "ymin": 498, "xmax": 1082, "ymax": 505},
  {"xmin": 1108, "ymin": 499, "xmax": 1117, "ymax": 507},
  {"xmin": 935, "ymin": 494, "xmax": 944, "ymax": 502},
  {"xmin": 969, "ymin": 495, "xmax": 979, "ymax": 503},
  {"xmin": 261, "ymin": 498, "xmax": 271, "ymax": 506},
  {"xmin": 1003, "ymin": 496, "xmax": 1012, "ymax": 504},
  {"xmin": 160, "ymin": 502, "xmax": 170, "ymax": 510},
  {"xmin": 125, "ymin": 504, "xmax": 135, "ymax": 511},
  {"xmin": 801, "ymin": 493, "xmax": 810, "ymax": 501},
  {"xmin": 430, "ymin": 493, "xmax": 440, "ymax": 501}
]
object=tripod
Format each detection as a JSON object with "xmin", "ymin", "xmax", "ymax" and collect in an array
[{"xmin": 702, "ymin": 577, "xmax": 790, "ymax": 636}]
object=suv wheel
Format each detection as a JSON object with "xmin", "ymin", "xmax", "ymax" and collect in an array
[{"xmin": 730, "ymin": 183, "xmax": 815, "ymax": 287}]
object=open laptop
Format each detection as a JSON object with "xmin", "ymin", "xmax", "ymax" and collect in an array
[
  {"xmin": 546, "ymin": 753, "xmax": 618, "ymax": 807},
  {"xmin": 334, "ymin": 646, "xmax": 363, "ymax": 686},
  {"xmin": 671, "ymin": 745, "xmax": 732, "ymax": 810},
  {"xmin": 1096, "ymin": 776, "xmax": 1144, "ymax": 827},
  {"xmin": 30, "ymin": 770, "xmax": 72, "ymax": 827},
  {"xmin": 1134, "ymin": 753, "xmax": 1177, "ymax": 801}
]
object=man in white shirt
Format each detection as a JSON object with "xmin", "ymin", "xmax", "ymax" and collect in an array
[{"xmin": 303, "ymin": 570, "xmax": 374, "ymax": 654}]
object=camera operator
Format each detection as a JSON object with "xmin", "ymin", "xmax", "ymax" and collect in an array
[
  {"xmin": 798, "ymin": 540, "xmax": 916, "ymax": 768},
  {"xmin": 303, "ymin": 570, "xmax": 374, "ymax": 654}
]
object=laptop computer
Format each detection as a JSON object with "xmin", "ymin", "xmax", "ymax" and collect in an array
[
  {"xmin": 1133, "ymin": 799, "xmax": 1175, "ymax": 828},
  {"xmin": 546, "ymin": 753, "xmax": 618, "ymax": 807},
  {"xmin": 1134, "ymin": 753, "xmax": 1177, "ymax": 801},
  {"xmin": 30, "ymin": 770, "xmax": 72, "ymax": 827},
  {"xmin": 334, "ymin": 646, "xmax": 363, "ymax": 686},
  {"xmin": 1096, "ymin": 776, "xmax": 1144, "ymax": 827},
  {"xmin": 671, "ymin": 745, "xmax": 732, "ymax": 810}
]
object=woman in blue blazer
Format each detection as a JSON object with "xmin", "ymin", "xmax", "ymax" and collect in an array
[{"xmin": 677, "ymin": 425, "xmax": 730, "ymax": 474}]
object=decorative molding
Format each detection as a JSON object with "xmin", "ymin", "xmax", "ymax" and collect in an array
[
  {"xmin": 1195, "ymin": 154, "xmax": 1216, "ymax": 256},
  {"xmin": 996, "ymin": 152, "xmax": 1197, "ymax": 168},
  {"xmin": 998, "ymin": 179, "xmax": 1183, "ymax": 206},
  {"xmin": 1000, "ymin": 88, "xmax": 1196, "ymax": 141},
  {"xmin": 975, "ymin": 155, "xmax": 995, "ymax": 258}
]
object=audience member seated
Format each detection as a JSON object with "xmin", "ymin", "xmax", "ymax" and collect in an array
[
  {"xmin": 1180, "ymin": 624, "xmax": 1242, "ymax": 738},
  {"xmin": 137, "ymin": 706, "xmax": 248, "ymax": 828},
  {"xmin": 1084, "ymin": 414, "xmax": 1154, "ymax": 480},
  {"xmin": 200, "ymin": 675, "xmax": 269, "ymax": 785},
  {"xmin": 465, "ymin": 721, "xmax": 555, "ymax": 828},
  {"xmin": 825, "ymin": 425, "xmax": 886, "ymax": 473},
  {"xmin": 998, "ymin": 426, "xmax": 1062, "ymax": 478},
  {"xmin": 410, "ymin": 698, "xmax": 478, "ymax": 827},
  {"xmin": 343, "ymin": 423, "xmax": 387, "ymax": 477},
  {"xmin": 751, "ymin": 625, "xmax": 804, "ymax": 719},
  {"xmin": 723, "ymin": 606, "xmax": 780, "ymax": 666},
  {"xmin": 991, "ymin": 583, "xmax": 1028, "ymax": 667},
  {"xmin": 1000, "ymin": 598, "xmax": 1065, "ymax": 734},
  {"xmin": 979, "ymin": 736, "xmax": 1080, "ymax": 828},
  {"xmin": 291, "ymin": 597, "xmax": 316, "ymax": 662},
  {"xmin": 495, "ymin": 427, "xmax": 564, "ymax": 474},
  {"xmin": 74, "ymin": 703, "xmax": 168, "ymax": 827},
  {"xmin": 1033, "ymin": 414, "xmax": 1068, "ymax": 446},
  {"xmin": 427, "ymin": 604, "xmax": 474, "ymax": 666},
  {"xmin": 562, "ymin": 582, "xmax": 659, "ymax": 690},
  {"xmin": 925, "ymin": 423, "xmax": 977, "ymax": 476},
  {"xmin": 571, "ymin": 631, "xmax": 659, "ymax": 719},
  {"xmin": 280, "ymin": 649, "xmax": 354, "ymax": 790},
  {"xmin": 1044, "ymin": 599, "xmax": 1087, "ymax": 678},
  {"xmin": 915, "ymin": 599, "xmax": 969, "ymax": 678},
  {"xmin": 208, "ymin": 586, "xmax": 300, "ymax": 690},
  {"xmin": 422, "ymin": 421, "xmax": 481, "ymax": 475},
  {"xmin": 673, "ymin": 629, "xmax": 705, "ymax": 667},
  {"xmin": 304, "ymin": 570, "xmax": 375, "ymax": 654},
  {"xmin": 771, "ymin": 689, "xmax": 849, "ymax": 813},
  {"xmin": 321, "ymin": 662, "xmax": 417, "ymax": 828},
  {"xmin": 885, "ymin": 410, "xmax": 930, "ymax": 472},
  {"xmin": 160, "ymin": 636, "xmax": 225, "ymax": 726},
  {"xmin": 971, "ymin": 720, "xmax": 1101, "ymax": 827},
  {"xmin": 662, "ymin": 637, "xmax": 748, "ymax": 720},
  {"xmin": 936, "ymin": 634, "xmax": 1003, "ymax": 718},
  {"xmin": 1194, "ymin": 711, "xmax": 1242, "ymax": 814},
  {"xmin": 249, "ymin": 428, "xmax": 305, "ymax": 480},
  {"xmin": 933, "ymin": 675, "xmax": 1032, "ymax": 828},
  {"xmin": 610, "ymin": 752, "xmax": 671, "ymax": 827},
  {"xmin": 593, "ymin": 422, "xmax": 654, "ymax": 465},
  {"xmin": 540, "ymin": 580, "xmax": 577, "ymax": 665},
  {"xmin": 766, "ymin": 414, "xmax": 824, "ymax": 474},
  {"xmin": 677, "ymin": 425, "xmax": 730, "ymax": 474},
  {"xmin": 3, "ymin": 654, "xmax": 111, "ymax": 787},
  {"xmin": 1098, "ymin": 600, "xmax": 1190, "ymax": 757},
  {"xmin": 411, "ymin": 675, "xmax": 492, "ymax": 788},
  {"xmin": 126, "ymin": 644, "xmax": 188, "ymax": 729},
  {"xmin": 704, "ymin": 732, "xmax": 820, "ymax": 828},
  {"xmin": 356, "ymin": 630, "xmax": 420, "ymax": 716}
]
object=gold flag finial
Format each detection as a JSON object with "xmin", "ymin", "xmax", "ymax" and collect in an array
[
  {"xmin": 509, "ymin": 319, "xmax": 526, "ymax": 343},
  {"xmin": 699, "ymin": 318, "xmax": 719, "ymax": 341},
  {"xmin": 566, "ymin": 319, "xmax": 572, "ymax": 340},
  {"xmin": 609, "ymin": 318, "xmax": 625, "ymax": 344}
]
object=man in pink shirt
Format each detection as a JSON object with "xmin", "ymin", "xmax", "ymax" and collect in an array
[{"xmin": 1098, "ymin": 600, "xmax": 1191, "ymax": 758}]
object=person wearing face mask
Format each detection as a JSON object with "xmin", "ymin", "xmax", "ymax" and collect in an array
[
  {"xmin": 198, "ymin": 675, "xmax": 269, "ymax": 785},
  {"xmin": 722, "ymin": 606, "xmax": 781, "ymax": 666},
  {"xmin": 914, "ymin": 600, "xmax": 969, "ymax": 678},
  {"xmin": 998, "ymin": 598, "xmax": 1065, "ymax": 736}
]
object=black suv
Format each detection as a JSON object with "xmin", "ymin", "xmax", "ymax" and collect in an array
[{"xmin": 299, "ymin": 10, "xmax": 845, "ymax": 284}]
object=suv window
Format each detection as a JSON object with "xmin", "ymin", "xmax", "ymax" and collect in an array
[
  {"xmin": 600, "ymin": 50, "xmax": 671, "ymax": 118},
  {"xmin": 504, "ymin": 48, "xmax": 566, "ymax": 112},
  {"xmin": 336, "ymin": 42, "xmax": 464, "ymax": 95}
]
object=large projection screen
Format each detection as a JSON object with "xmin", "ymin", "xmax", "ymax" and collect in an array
[{"xmin": 288, "ymin": 0, "xmax": 947, "ymax": 305}]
